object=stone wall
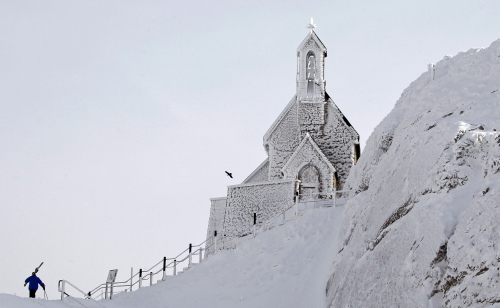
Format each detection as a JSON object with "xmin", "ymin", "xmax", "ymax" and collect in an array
[
  {"xmin": 205, "ymin": 197, "xmax": 227, "ymax": 254},
  {"xmin": 266, "ymin": 100, "xmax": 300, "ymax": 180},
  {"xmin": 222, "ymin": 180, "xmax": 295, "ymax": 248},
  {"xmin": 282, "ymin": 135, "xmax": 335, "ymax": 195},
  {"xmin": 310, "ymin": 98, "xmax": 359, "ymax": 189}
]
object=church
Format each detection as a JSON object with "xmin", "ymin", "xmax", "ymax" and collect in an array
[{"xmin": 206, "ymin": 21, "xmax": 360, "ymax": 252}]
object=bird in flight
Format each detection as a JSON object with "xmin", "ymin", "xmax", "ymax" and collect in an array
[{"xmin": 225, "ymin": 171, "xmax": 233, "ymax": 178}]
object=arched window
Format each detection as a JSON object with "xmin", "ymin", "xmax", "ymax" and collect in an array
[{"xmin": 306, "ymin": 51, "xmax": 316, "ymax": 96}]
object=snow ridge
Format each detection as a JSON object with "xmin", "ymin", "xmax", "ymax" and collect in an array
[{"xmin": 327, "ymin": 40, "xmax": 500, "ymax": 307}]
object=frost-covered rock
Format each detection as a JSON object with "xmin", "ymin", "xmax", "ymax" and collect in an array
[{"xmin": 327, "ymin": 40, "xmax": 500, "ymax": 307}]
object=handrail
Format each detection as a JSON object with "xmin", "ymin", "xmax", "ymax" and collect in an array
[
  {"xmin": 76, "ymin": 190, "xmax": 353, "ymax": 301},
  {"xmin": 82, "ymin": 237, "xmax": 208, "ymax": 300},
  {"xmin": 58, "ymin": 280, "xmax": 91, "ymax": 301}
]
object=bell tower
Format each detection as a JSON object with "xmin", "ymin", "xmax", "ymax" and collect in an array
[{"xmin": 296, "ymin": 18, "xmax": 327, "ymax": 102}]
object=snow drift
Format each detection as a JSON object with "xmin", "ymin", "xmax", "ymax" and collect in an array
[{"xmin": 327, "ymin": 40, "xmax": 500, "ymax": 307}]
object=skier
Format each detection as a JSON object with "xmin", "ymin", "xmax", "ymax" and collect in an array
[{"xmin": 24, "ymin": 272, "xmax": 45, "ymax": 298}]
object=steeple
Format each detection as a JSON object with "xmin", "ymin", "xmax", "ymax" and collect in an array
[{"xmin": 296, "ymin": 18, "xmax": 327, "ymax": 101}]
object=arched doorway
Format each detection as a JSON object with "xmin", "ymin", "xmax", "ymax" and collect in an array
[{"xmin": 298, "ymin": 164, "xmax": 320, "ymax": 201}]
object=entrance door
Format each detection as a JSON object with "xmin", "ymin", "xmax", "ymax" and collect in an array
[{"xmin": 298, "ymin": 164, "xmax": 320, "ymax": 201}]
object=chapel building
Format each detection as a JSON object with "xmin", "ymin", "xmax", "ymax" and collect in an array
[{"xmin": 206, "ymin": 22, "xmax": 360, "ymax": 252}]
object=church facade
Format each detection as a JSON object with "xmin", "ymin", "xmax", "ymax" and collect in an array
[{"xmin": 206, "ymin": 25, "xmax": 360, "ymax": 253}]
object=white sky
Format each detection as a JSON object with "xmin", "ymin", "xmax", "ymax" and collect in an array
[{"xmin": 0, "ymin": 0, "xmax": 499, "ymax": 300}]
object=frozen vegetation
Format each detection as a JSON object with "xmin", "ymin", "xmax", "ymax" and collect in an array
[{"xmin": 1, "ymin": 40, "xmax": 499, "ymax": 307}]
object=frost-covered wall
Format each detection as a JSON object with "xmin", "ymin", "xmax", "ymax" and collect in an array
[
  {"xmin": 264, "ymin": 96, "xmax": 359, "ymax": 190},
  {"xmin": 205, "ymin": 197, "xmax": 227, "ymax": 254},
  {"xmin": 222, "ymin": 180, "xmax": 295, "ymax": 248},
  {"xmin": 308, "ymin": 99, "xmax": 359, "ymax": 189},
  {"xmin": 282, "ymin": 134, "xmax": 335, "ymax": 195},
  {"xmin": 265, "ymin": 98, "xmax": 300, "ymax": 180}
]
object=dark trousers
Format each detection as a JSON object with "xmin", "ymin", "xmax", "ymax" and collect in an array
[{"xmin": 29, "ymin": 289, "xmax": 36, "ymax": 298}]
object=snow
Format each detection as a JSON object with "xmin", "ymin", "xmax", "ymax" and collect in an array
[
  {"xmin": 1, "ymin": 38, "xmax": 499, "ymax": 308},
  {"xmin": 0, "ymin": 206, "xmax": 344, "ymax": 308},
  {"xmin": 327, "ymin": 39, "xmax": 500, "ymax": 307}
]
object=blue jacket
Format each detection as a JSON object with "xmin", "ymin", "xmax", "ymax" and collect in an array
[{"xmin": 25, "ymin": 276, "xmax": 44, "ymax": 290}]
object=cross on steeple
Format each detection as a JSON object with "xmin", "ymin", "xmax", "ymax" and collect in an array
[{"xmin": 306, "ymin": 17, "xmax": 317, "ymax": 32}]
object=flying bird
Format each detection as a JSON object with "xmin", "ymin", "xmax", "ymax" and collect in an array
[{"xmin": 225, "ymin": 171, "xmax": 233, "ymax": 178}]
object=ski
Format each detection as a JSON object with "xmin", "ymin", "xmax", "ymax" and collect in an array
[{"xmin": 34, "ymin": 262, "xmax": 43, "ymax": 274}]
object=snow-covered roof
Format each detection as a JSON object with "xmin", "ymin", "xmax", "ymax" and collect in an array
[
  {"xmin": 325, "ymin": 93, "xmax": 360, "ymax": 141},
  {"xmin": 241, "ymin": 158, "xmax": 269, "ymax": 184},
  {"xmin": 263, "ymin": 95, "xmax": 297, "ymax": 143}
]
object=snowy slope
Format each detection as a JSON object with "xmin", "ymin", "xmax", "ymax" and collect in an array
[
  {"xmin": 2, "ymin": 40, "xmax": 499, "ymax": 308},
  {"xmin": 327, "ymin": 40, "xmax": 500, "ymax": 307},
  {"xmin": 0, "ymin": 206, "xmax": 344, "ymax": 308}
]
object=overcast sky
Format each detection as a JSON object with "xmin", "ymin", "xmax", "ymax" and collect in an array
[{"xmin": 1, "ymin": 0, "xmax": 499, "ymax": 300}]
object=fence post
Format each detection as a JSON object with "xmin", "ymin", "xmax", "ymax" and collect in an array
[
  {"xmin": 199, "ymin": 248, "xmax": 203, "ymax": 263},
  {"xmin": 163, "ymin": 257, "xmax": 166, "ymax": 280},
  {"xmin": 283, "ymin": 203, "xmax": 286, "ymax": 222},
  {"xmin": 188, "ymin": 244, "xmax": 192, "ymax": 268},
  {"xmin": 150, "ymin": 272, "xmax": 153, "ymax": 286},
  {"xmin": 110, "ymin": 280, "xmax": 114, "ymax": 300},
  {"xmin": 173, "ymin": 260, "xmax": 177, "ymax": 276},
  {"xmin": 214, "ymin": 231, "xmax": 217, "ymax": 254},
  {"xmin": 139, "ymin": 269, "xmax": 142, "ymax": 289},
  {"xmin": 130, "ymin": 267, "xmax": 133, "ymax": 292},
  {"xmin": 333, "ymin": 187, "xmax": 337, "ymax": 207},
  {"xmin": 253, "ymin": 213, "xmax": 257, "ymax": 237},
  {"xmin": 105, "ymin": 282, "xmax": 108, "ymax": 300},
  {"xmin": 58, "ymin": 280, "xmax": 65, "ymax": 301}
]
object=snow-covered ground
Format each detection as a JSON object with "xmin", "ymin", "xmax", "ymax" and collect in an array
[
  {"xmin": 2, "ymin": 39, "xmax": 498, "ymax": 308},
  {"xmin": 0, "ymin": 205, "xmax": 344, "ymax": 308},
  {"xmin": 327, "ymin": 39, "xmax": 500, "ymax": 307}
]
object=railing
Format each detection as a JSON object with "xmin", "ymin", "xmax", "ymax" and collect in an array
[
  {"xmin": 58, "ymin": 280, "xmax": 92, "ymax": 301},
  {"xmin": 59, "ymin": 237, "xmax": 213, "ymax": 301},
  {"xmin": 258, "ymin": 189, "xmax": 351, "ymax": 234},
  {"xmin": 59, "ymin": 189, "xmax": 352, "ymax": 301},
  {"xmin": 208, "ymin": 189, "xmax": 352, "ymax": 252}
]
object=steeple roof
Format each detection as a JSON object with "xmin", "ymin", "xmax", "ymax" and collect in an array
[{"xmin": 296, "ymin": 30, "xmax": 327, "ymax": 56}]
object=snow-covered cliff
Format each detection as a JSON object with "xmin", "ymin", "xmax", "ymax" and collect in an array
[{"xmin": 327, "ymin": 40, "xmax": 500, "ymax": 307}]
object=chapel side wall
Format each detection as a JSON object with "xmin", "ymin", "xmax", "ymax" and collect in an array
[
  {"xmin": 222, "ymin": 180, "xmax": 295, "ymax": 248},
  {"xmin": 205, "ymin": 197, "xmax": 227, "ymax": 254},
  {"xmin": 267, "ymin": 102, "xmax": 300, "ymax": 180},
  {"xmin": 310, "ymin": 101, "xmax": 359, "ymax": 189}
]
